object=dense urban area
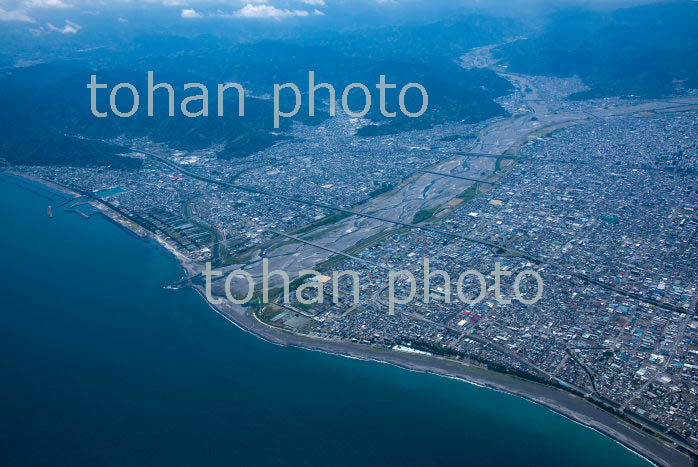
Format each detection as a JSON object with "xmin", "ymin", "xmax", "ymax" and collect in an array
[{"xmin": 12, "ymin": 53, "xmax": 698, "ymax": 457}]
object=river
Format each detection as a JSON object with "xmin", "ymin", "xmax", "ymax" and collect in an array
[{"xmin": 0, "ymin": 173, "xmax": 651, "ymax": 467}]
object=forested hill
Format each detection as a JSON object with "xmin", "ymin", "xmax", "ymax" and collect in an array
[
  {"xmin": 0, "ymin": 15, "xmax": 520, "ymax": 168},
  {"xmin": 496, "ymin": 1, "xmax": 698, "ymax": 99}
]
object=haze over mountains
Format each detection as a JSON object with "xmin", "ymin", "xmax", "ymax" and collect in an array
[
  {"xmin": 497, "ymin": 1, "xmax": 698, "ymax": 98},
  {"xmin": 0, "ymin": 0, "xmax": 696, "ymax": 168}
]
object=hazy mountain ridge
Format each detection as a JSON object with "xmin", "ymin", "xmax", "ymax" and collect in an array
[
  {"xmin": 0, "ymin": 20, "xmax": 516, "ymax": 167},
  {"xmin": 496, "ymin": 1, "xmax": 698, "ymax": 98}
]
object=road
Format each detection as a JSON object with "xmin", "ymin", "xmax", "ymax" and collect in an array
[{"xmin": 134, "ymin": 66, "xmax": 698, "ymax": 314}]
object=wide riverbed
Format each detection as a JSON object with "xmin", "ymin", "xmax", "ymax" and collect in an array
[{"xmin": 0, "ymin": 174, "xmax": 652, "ymax": 466}]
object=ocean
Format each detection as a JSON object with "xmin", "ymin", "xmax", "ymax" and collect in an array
[{"xmin": 0, "ymin": 174, "xmax": 651, "ymax": 467}]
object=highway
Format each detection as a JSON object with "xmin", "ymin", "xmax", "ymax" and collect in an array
[{"xmin": 138, "ymin": 148, "xmax": 692, "ymax": 315}]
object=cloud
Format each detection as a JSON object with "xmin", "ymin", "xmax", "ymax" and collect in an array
[
  {"xmin": 0, "ymin": 7, "xmax": 34, "ymax": 22},
  {"xmin": 181, "ymin": 8, "xmax": 203, "ymax": 18},
  {"xmin": 235, "ymin": 4, "xmax": 310, "ymax": 18},
  {"xmin": 142, "ymin": 0, "xmax": 186, "ymax": 5},
  {"xmin": 24, "ymin": 0, "xmax": 71, "ymax": 8},
  {"xmin": 298, "ymin": 0, "xmax": 325, "ymax": 5},
  {"xmin": 46, "ymin": 19, "xmax": 81, "ymax": 33}
]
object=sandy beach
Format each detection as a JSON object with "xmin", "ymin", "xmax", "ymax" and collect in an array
[
  {"xmin": 194, "ymin": 285, "xmax": 692, "ymax": 467},
  {"xmin": 13, "ymin": 171, "xmax": 693, "ymax": 467}
]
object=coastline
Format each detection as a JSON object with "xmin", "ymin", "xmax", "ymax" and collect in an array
[
  {"xmin": 12, "ymin": 171, "xmax": 692, "ymax": 467},
  {"xmin": 192, "ymin": 287, "xmax": 688, "ymax": 467}
]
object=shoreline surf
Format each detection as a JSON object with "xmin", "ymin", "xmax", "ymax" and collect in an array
[{"xmin": 8, "ymin": 171, "xmax": 691, "ymax": 467}]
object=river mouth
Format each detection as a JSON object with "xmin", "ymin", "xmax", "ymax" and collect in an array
[{"xmin": 0, "ymin": 172, "xmax": 658, "ymax": 467}]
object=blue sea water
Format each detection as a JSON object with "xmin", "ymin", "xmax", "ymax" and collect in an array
[{"xmin": 0, "ymin": 174, "xmax": 651, "ymax": 467}]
